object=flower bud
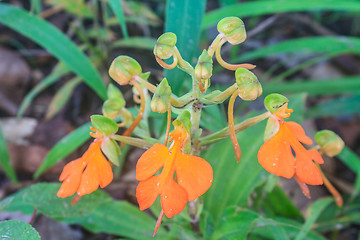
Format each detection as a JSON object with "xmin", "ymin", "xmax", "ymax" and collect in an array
[
  {"xmin": 102, "ymin": 98, "xmax": 125, "ymax": 120},
  {"xmin": 91, "ymin": 115, "xmax": 118, "ymax": 136},
  {"xmin": 264, "ymin": 93, "xmax": 289, "ymax": 114},
  {"xmin": 315, "ymin": 130, "xmax": 344, "ymax": 157},
  {"xmin": 101, "ymin": 138, "xmax": 121, "ymax": 166},
  {"xmin": 107, "ymin": 83, "xmax": 123, "ymax": 99},
  {"xmin": 195, "ymin": 50, "xmax": 213, "ymax": 80},
  {"xmin": 109, "ymin": 56, "xmax": 142, "ymax": 85},
  {"xmin": 153, "ymin": 32, "xmax": 177, "ymax": 59},
  {"xmin": 235, "ymin": 68, "xmax": 262, "ymax": 101},
  {"xmin": 151, "ymin": 78, "xmax": 172, "ymax": 113},
  {"xmin": 217, "ymin": 17, "xmax": 246, "ymax": 45}
]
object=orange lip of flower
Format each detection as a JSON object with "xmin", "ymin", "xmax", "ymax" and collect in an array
[
  {"xmin": 57, "ymin": 139, "xmax": 113, "ymax": 198},
  {"xmin": 258, "ymin": 121, "xmax": 324, "ymax": 185},
  {"xmin": 135, "ymin": 127, "xmax": 213, "ymax": 219}
]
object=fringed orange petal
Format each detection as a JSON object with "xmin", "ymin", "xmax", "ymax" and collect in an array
[
  {"xmin": 59, "ymin": 158, "xmax": 85, "ymax": 182},
  {"xmin": 136, "ymin": 175, "xmax": 161, "ymax": 211},
  {"xmin": 285, "ymin": 122, "xmax": 312, "ymax": 145},
  {"xmin": 77, "ymin": 159, "xmax": 100, "ymax": 196},
  {"xmin": 295, "ymin": 150, "xmax": 323, "ymax": 185},
  {"xmin": 258, "ymin": 127, "xmax": 295, "ymax": 179},
  {"xmin": 136, "ymin": 143, "xmax": 168, "ymax": 181},
  {"xmin": 308, "ymin": 149, "xmax": 324, "ymax": 164},
  {"xmin": 96, "ymin": 155, "xmax": 114, "ymax": 188},
  {"xmin": 160, "ymin": 179, "xmax": 188, "ymax": 218},
  {"xmin": 175, "ymin": 153, "xmax": 213, "ymax": 201},
  {"xmin": 57, "ymin": 169, "xmax": 83, "ymax": 198}
]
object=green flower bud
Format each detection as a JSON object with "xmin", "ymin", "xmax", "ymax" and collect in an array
[
  {"xmin": 217, "ymin": 17, "xmax": 246, "ymax": 45},
  {"xmin": 173, "ymin": 110, "xmax": 192, "ymax": 134},
  {"xmin": 107, "ymin": 83, "xmax": 123, "ymax": 99},
  {"xmin": 315, "ymin": 130, "xmax": 344, "ymax": 157},
  {"xmin": 235, "ymin": 68, "xmax": 262, "ymax": 101},
  {"xmin": 109, "ymin": 56, "xmax": 142, "ymax": 85},
  {"xmin": 264, "ymin": 93, "xmax": 289, "ymax": 114},
  {"xmin": 91, "ymin": 115, "xmax": 118, "ymax": 136},
  {"xmin": 153, "ymin": 32, "xmax": 177, "ymax": 59},
  {"xmin": 102, "ymin": 98, "xmax": 126, "ymax": 120},
  {"xmin": 195, "ymin": 50, "xmax": 213, "ymax": 80},
  {"xmin": 101, "ymin": 138, "xmax": 121, "ymax": 166},
  {"xmin": 151, "ymin": 78, "xmax": 172, "ymax": 113}
]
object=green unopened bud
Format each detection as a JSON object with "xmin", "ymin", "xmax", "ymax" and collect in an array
[
  {"xmin": 109, "ymin": 56, "xmax": 142, "ymax": 85},
  {"xmin": 91, "ymin": 115, "xmax": 118, "ymax": 136},
  {"xmin": 153, "ymin": 32, "xmax": 177, "ymax": 59},
  {"xmin": 102, "ymin": 98, "xmax": 125, "ymax": 120},
  {"xmin": 264, "ymin": 93, "xmax": 289, "ymax": 114},
  {"xmin": 173, "ymin": 110, "xmax": 192, "ymax": 134},
  {"xmin": 195, "ymin": 50, "xmax": 213, "ymax": 80},
  {"xmin": 107, "ymin": 83, "xmax": 123, "ymax": 99},
  {"xmin": 315, "ymin": 130, "xmax": 344, "ymax": 157},
  {"xmin": 101, "ymin": 138, "xmax": 121, "ymax": 166},
  {"xmin": 151, "ymin": 78, "xmax": 172, "ymax": 113},
  {"xmin": 217, "ymin": 17, "xmax": 246, "ymax": 45},
  {"xmin": 235, "ymin": 68, "xmax": 262, "ymax": 101}
]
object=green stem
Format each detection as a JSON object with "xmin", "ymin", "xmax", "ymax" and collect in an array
[
  {"xmin": 112, "ymin": 135, "xmax": 157, "ymax": 149},
  {"xmin": 200, "ymin": 112, "xmax": 270, "ymax": 145},
  {"xmin": 204, "ymin": 83, "xmax": 238, "ymax": 104}
]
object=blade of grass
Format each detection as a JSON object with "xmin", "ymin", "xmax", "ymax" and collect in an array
[
  {"xmin": 203, "ymin": 1, "xmax": 360, "ymax": 29},
  {"xmin": 34, "ymin": 122, "xmax": 91, "ymax": 178},
  {"xmin": 108, "ymin": 0, "xmax": 129, "ymax": 39},
  {"xmin": 0, "ymin": 122, "xmax": 18, "ymax": 184},
  {"xmin": 111, "ymin": 37, "xmax": 156, "ymax": 50},
  {"xmin": 0, "ymin": 4, "xmax": 106, "ymax": 99}
]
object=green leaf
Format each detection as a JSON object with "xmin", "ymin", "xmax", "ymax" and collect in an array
[
  {"xmin": 0, "ymin": 4, "xmax": 107, "ymax": 99},
  {"xmin": 164, "ymin": 0, "xmax": 207, "ymax": 94},
  {"xmin": 0, "ymin": 220, "xmax": 40, "ymax": 240},
  {"xmin": 17, "ymin": 63, "xmax": 70, "ymax": 118},
  {"xmin": 46, "ymin": 0, "xmax": 93, "ymax": 18},
  {"xmin": 307, "ymin": 94, "xmax": 360, "ymax": 118},
  {"xmin": 295, "ymin": 198, "xmax": 333, "ymax": 240},
  {"xmin": 234, "ymin": 37, "xmax": 360, "ymax": 62},
  {"xmin": 45, "ymin": 77, "xmax": 81, "ymax": 120},
  {"xmin": 34, "ymin": 122, "xmax": 92, "ymax": 178},
  {"xmin": 112, "ymin": 37, "xmax": 156, "ymax": 50},
  {"xmin": 337, "ymin": 146, "xmax": 360, "ymax": 173},
  {"xmin": 0, "ymin": 121, "xmax": 17, "ymax": 184},
  {"xmin": 203, "ymin": 1, "xmax": 360, "ymax": 29},
  {"xmin": 109, "ymin": 0, "xmax": 129, "ymax": 39}
]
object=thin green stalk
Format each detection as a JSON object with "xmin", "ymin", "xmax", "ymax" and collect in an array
[{"xmin": 111, "ymin": 135, "xmax": 157, "ymax": 149}]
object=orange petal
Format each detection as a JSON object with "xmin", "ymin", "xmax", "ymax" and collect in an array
[
  {"xmin": 295, "ymin": 150, "xmax": 323, "ymax": 185},
  {"xmin": 57, "ymin": 170, "xmax": 82, "ymax": 198},
  {"xmin": 95, "ymin": 154, "xmax": 113, "ymax": 188},
  {"xmin": 308, "ymin": 149, "xmax": 324, "ymax": 164},
  {"xmin": 59, "ymin": 158, "xmax": 85, "ymax": 182},
  {"xmin": 160, "ymin": 179, "xmax": 188, "ymax": 218},
  {"xmin": 285, "ymin": 121, "xmax": 312, "ymax": 145},
  {"xmin": 136, "ymin": 175, "xmax": 160, "ymax": 211},
  {"xmin": 258, "ymin": 128, "xmax": 295, "ymax": 179},
  {"xmin": 136, "ymin": 143, "xmax": 168, "ymax": 181},
  {"xmin": 175, "ymin": 153, "xmax": 213, "ymax": 201},
  {"xmin": 77, "ymin": 159, "xmax": 100, "ymax": 196}
]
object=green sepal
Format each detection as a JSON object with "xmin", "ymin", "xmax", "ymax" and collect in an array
[
  {"xmin": 140, "ymin": 72, "xmax": 151, "ymax": 81},
  {"xmin": 109, "ymin": 55, "xmax": 142, "ymax": 85},
  {"xmin": 151, "ymin": 78, "xmax": 172, "ymax": 113},
  {"xmin": 101, "ymin": 138, "xmax": 121, "ymax": 166},
  {"xmin": 264, "ymin": 93, "xmax": 289, "ymax": 114},
  {"xmin": 107, "ymin": 83, "xmax": 124, "ymax": 99},
  {"xmin": 315, "ymin": 130, "xmax": 344, "ymax": 157},
  {"xmin": 264, "ymin": 117, "xmax": 280, "ymax": 142},
  {"xmin": 173, "ymin": 110, "xmax": 192, "ymax": 134},
  {"xmin": 217, "ymin": 17, "xmax": 246, "ymax": 45},
  {"xmin": 102, "ymin": 98, "xmax": 125, "ymax": 120},
  {"xmin": 235, "ymin": 68, "xmax": 262, "ymax": 101},
  {"xmin": 195, "ymin": 50, "xmax": 213, "ymax": 80},
  {"xmin": 153, "ymin": 32, "xmax": 177, "ymax": 59},
  {"xmin": 91, "ymin": 115, "xmax": 119, "ymax": 136}
]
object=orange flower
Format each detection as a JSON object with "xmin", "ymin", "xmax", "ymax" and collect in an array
[
  {"xmin": 57, "ymin": 139, "xmax": 113, "ymax": 199},
  {"xmin": 136, "ymin": 125, "xmax": 213, "ymax": 235}
]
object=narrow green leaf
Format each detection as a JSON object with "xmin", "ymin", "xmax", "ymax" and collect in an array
[
  {"xmin": 165, "ymin": 0, "xmax": 207, "ymax": 94},
  {"xmin": 337, "ymin": 146, "xmax": 360, "ymax": 173},
  {"xmin": 109, "ymin": 0, "xmax": 129, "ymax": 39},
  {"xmin": 203, "ymin": 1, "xmax": 360, "ymax": 29},
  {"xmin": 111, "ymin": 37, "xmax": 156, "ymax": 50},
  {"xmin": 295, "ymin": 198, "xmax": 333, "ymax": 240},
  {"xmin": 17, "ymin": 63, "xmax": 70, "ymax": 118},
  {"xmin": 254, "ymin": 218, "xmax": 289, "ymax": 240},
  {"xmin": 46, "ymin": 0, "xmax": 93, "ymax": 18},
  {"xmin": 34, "ymin": 122, "xmax": 92, "ymax": 178},
  {"xmin": 219, "ymin": 0, "xmax": 237, "ymax": 7},
  {"xmin": 45, "ymin": 77, "xmax": 81, "ymax": 120},
  {"xmin": 0, "ymin": 4, "xmax": 107, "ymax": 99},
  {"xmin": 0, "ymin": 220, "xmax": 40, "ymax": 240},
  {"xmin": 0, "ymin": 122, "xmax": 17, "ymax": 184}
]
